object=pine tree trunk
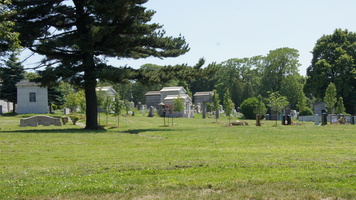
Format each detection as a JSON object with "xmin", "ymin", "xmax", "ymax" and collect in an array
[
  {"xmin": 83, "ymin": 56, "xmax": 98, "ymax": 130},
  {"xmin": 85, "ymin": 83, "xmax": 98, "ymax": 129}
]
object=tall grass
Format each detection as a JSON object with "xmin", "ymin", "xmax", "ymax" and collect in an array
[{"xmin": 0, "ymin": 113, "xmax": 355, "ymax": 199}]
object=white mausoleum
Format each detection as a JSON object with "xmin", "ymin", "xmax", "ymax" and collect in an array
[
  {"xmin": 145, "ymin": 86, "xmax": 193, "ymax": 118},
  {"xmin": 16, "ymin": 81, "xmax": 49, "ymax": 114}
]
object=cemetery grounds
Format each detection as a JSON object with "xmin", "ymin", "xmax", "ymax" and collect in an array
[{"xmin": 0, "ymin": 112, "xmax": 356, "ymax": 199}]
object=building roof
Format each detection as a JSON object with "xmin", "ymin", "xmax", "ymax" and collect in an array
[
  {"xmin": 164, "ymin": 94, "xmax": 191, "ymax": 101},
  {"xmin": 96, "ymin": 86, "xmax": 116, "ymax": 93},
  {"xmin": 145, "ymin": 91, "xmax": 161, "ymax": 96},
  {"xmin": 193, "ymin": 91, "xmax": 214, "ymax": 96},
  {"xmin": 15, "ymin": 80, "xmax": 41, "ymax": 87},
  {"xmin": 160, "ymin": 86, "xmax": 186, "ymax": 93}
]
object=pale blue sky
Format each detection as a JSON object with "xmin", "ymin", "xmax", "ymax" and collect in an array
[
  {"xmin": 21, "ymin": 0, "xmax": 356, "ymax": 76},
  {"xmin": 114, "ymin": 0, "xmax": 356, "ymax": 76}
]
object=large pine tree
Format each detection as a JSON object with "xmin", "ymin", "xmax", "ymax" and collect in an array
[
  {"xmin": 0, "ymin": 53, "xmax": 24, "ymax": 112},
  {"xmin": 3, "ymin": 0, "xmax": 190, "ymax": 129}
]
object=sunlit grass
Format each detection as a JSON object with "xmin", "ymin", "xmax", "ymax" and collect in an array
[{"xmin": 1, "ymin": 112, "xmax": 355, "ymax": 199}]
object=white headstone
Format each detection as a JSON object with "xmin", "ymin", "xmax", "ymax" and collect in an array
[{"xmin": 314, "ymin": 114, "xmax": 319, "ymax": 125}]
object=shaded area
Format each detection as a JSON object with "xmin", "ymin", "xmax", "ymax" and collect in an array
[
  {"xmin": 0, "ymin": 128, "xmax": 106, "ymax": 134},
  {"xmin": 120, "ymin": 128, "xmax": 184, "ymax": 135}
]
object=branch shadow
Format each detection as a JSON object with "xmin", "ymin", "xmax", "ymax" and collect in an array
[
  {"xmin": 0, "ymin": 128, "xmax": 107, "ymax": 134},
  {"xmin": 120, "ymin": 128, "xmax": 184, "ymax": 135}
]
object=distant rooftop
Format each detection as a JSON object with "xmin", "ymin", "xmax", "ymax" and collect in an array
[
  {"xmin": 160, "ymin": 86, "xmax": 185, "ymax": 92},
  {"xmin": 193, "ymin": 91, "xmax": 213, "ymax": 96},
  {"xmin": 96, "ymin": 86, "xmax": 116, "ymax": 93},
  {"xmin": 145, "ymin": 91, "xmax": 161, "ymax": 96}
]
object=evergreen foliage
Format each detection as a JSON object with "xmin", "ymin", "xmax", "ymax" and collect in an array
[
  {"xmin": 335, "ymin": 97, "xmax": 346, "ymax": 114},
  {"xmin": 3, "ymin": 0, "xmax": 191, "ymax": 129},
  {"xmin": 0, "ymin": 54, "xmax": 24, "ymax": 112}
]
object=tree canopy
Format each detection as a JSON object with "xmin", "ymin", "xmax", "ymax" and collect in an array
[
  {"xmin": 0, "ymin": 53, "xmax": 24, "ymax": 112},
  {"xmin": 3, "ymin": 0, "xmax": 192, "ymax": 129},
  {"xmin": 305, "ymin": 29, "xmax": 356, "ymax": 114},
  {"xmin": 0, "ymin": 1, "xmax": 20, "ymax": 57}
]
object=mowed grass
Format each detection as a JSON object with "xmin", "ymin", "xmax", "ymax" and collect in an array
[{"xmin": 0, "ymin": 113, "xmax": 356, "ymax": 199}]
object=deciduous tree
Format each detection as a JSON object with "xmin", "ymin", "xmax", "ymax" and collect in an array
[
  {"xmin": 223, "ymin": 90, "xmax": 235, "ymax": 124},
  {"xmin": 324, "ymin": 82, "xmax": 337, "ymax": 115},
  {"xmin": 0, "ymin": 1, "xmax": 20, "ymax": 56},
  {"xmin": 260, "ymin": 48, "xmax": 301, "ymax": 97},
  {"xmin": 173, "ymin": 94, "xmax": 184, "ymax": 117},
  {"xmin": 112, "ymin": 92, "xmax": 124, "ymax": 127},
  {"xmin": 267, "ymin": 92, "xmax": 289, "ymax": 126},
  {"xmin": 212, "ymin": 89, "xmax": 220, "ymax": 122},
  {"xmin": 305, "ymin": 29, "xmax": 356, "ymax": 114}
]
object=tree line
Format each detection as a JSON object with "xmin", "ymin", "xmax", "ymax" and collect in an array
[{"xmin": 0, "ymin": 1, "xmax": 355, "ymax": 129}]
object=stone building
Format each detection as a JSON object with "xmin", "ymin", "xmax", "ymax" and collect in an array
[
  {"xmin": 193, "ymin": 91, "xmax": 214, "ymax": 105},
  {"xmin": 0, "ymin": 100, "xmax": 13, "ymax": 114},
  {"xmin": 145, "ymin": 91, "xmax": 161, "ymax": 108},
  {"xmin": 313, "ymin": 102, "xmax": 326, "ymax": 116},
  {"xmin": 145, "ymin": 86, "xmax": 193, "ymax": 118},
  {"xmin": 16, "ymin": 80, "xmax": 49, "ymax": 114},
  {"xmin": 96, "ymin": 86, "xmax": 116, "ymax": 97}
]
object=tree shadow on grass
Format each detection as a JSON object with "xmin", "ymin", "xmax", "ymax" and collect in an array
[
  {"xmin": 120, "ymin": 128, "xmax": 184, "ymax": 135},
  {"xmin": 0, "ymin": 128, "xmax": 107, "ymax": 134}
]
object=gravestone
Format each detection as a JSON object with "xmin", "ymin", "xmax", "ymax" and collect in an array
[
  {"xmin": 215, "ymin": 110, "xmax": 220, "ymax": 119},
  {"xmin": 64, "ymin": 108, "xmax": 70, "ymax": 115},
  {"xmin": 282, "ymin": 115, "xmax": 286, "ymax": 125},
  {"xmin": 287, "ymin": 115, "xmax": 291, "ymax": 125},
  {"xmin": 322, "ymin": 113, "xmax": 328, "ymax": 125},
  {"xmin": 196, "ymin": 104, "xmax": 201, "ymax": 113},
  {"xmin": 266, "ymin": 114, "xmax": 270, "ymax": 120},
  {"xmin": 219, "ymin": 105, "xmax": 224, "ymax": 113},
  {"xmin": 351, "ymin": 116, "xmax": 355, "ymax": 125},
  {"xmin": 314, "ymin": 114, "xmax": 319, "ymax": 125},
  {"xmin": 202, "ymin": 104, "xmax": 206, "ymax": 119},
  {"xmin": 148, "ymin": 106, "xmax": 155, "ymax": 117},
  {"xmin": 130, "ymin": 101, "xmax": 135, "ymax": 109}
]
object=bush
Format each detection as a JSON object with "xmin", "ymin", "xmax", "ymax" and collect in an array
[
  {"xmin": 69, "ymin": 115, "xmax": 79, "ymax": 125},
  {"xmin": 299, "ymin": 107, "xmax": 313, "ymax": 116},
  {"xmin": 61, "ymin": 117, "xmax": 69, "ymax": 125},
  {"xmin": 240, "ymin": 97, "xmax": 266, "ymax": 119}
]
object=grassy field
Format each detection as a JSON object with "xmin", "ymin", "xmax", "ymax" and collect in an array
[{"xmin": 0, "ymin": 112, "xmax": 356, "ymax": 199}]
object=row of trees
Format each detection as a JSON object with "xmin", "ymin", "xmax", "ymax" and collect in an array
[
  {"xmin": 109, "ymin": 29, "xmax": 356, "ymax": 117},
  {"xmin": 0, "ymin": 0, "xmax": 354, "ymax": 129},
  {"xmin": 108, "ymin": 47, "xmax": 305, "ymax": 113}
]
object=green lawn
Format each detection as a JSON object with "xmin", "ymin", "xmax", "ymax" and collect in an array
[{"xmin": 1, "ymin": 113, "xmax": 356, "ymax": 199}]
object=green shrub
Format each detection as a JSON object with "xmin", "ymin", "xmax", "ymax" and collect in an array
[
  {"xmin": 240, "ymin": 97, "xmax": 266, "ymax": 119},
  {"xmin": 61, "ymin": 117, "xmax": 69, "ymax": 125},
  {"xmin": 299, "ymin": 107, "xmax": 313, "ymax": 116},
  {"xmin": 69, "ymin": 115, "xmax": 79, "ymax": 125}
]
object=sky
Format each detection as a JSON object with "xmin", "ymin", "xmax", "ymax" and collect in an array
[
  {"xmin": 113, "ymin": 0, "xmax": 356, "ymax": 76},
  {"xmin": 22, "ymin": 0, "xmax": 356, "ymax": 76}
]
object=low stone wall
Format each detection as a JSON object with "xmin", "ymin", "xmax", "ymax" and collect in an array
[
  {"xmin": 20, "ymin": 115, "xmax": 62, "ymax": 127},
  {"xmin": 298, "ymin": 115, "xmax": 353, "ymax": 123}
]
